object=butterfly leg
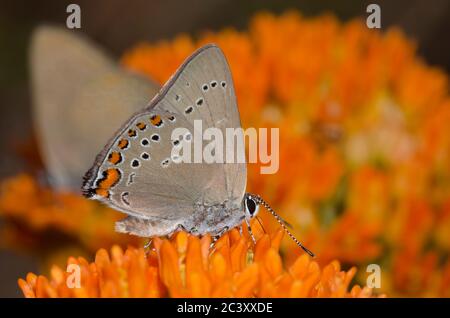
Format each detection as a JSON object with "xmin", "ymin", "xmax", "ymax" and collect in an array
[
  {"xmin": 209, "ymin": 226, "xmax": 229, "ymax": 249},
  {"xmin": 209, "ymin": 238, "xmax": 217, "ymax": 250},
  {"xmin": 245, "ymin": 219, "xmax": 257, "ymax": 245},
  {"xmin": 143, "ymin": 238, "xmax": 153, "ymax": 255}
]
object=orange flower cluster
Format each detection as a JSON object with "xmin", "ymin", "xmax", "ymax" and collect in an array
[
  {"xmin": 120, "ymin": 12, "xmax": 450, "ymax": 297},
  {"xmin": 19, "ymin": 229, "xmax": 379, "ymax": 297},
  {"xmin": 1, "ymin": 11, "xmax": 449, "ymax": 297},
  {"xmin": 0, "ymin": 174, "xmax": 139, "ymax": 252}
]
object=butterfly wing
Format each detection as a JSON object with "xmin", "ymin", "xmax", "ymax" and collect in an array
[
  {"xmin": 82, "ymin": 44, "xmax": 247, "ymax": 236},
  {"xmin": 31, "ymin": 26, "xmax": 159, "ymax": 191},
  {"xmin": 151, "ymin": 44, "xmax": 246, "ymax": 205}
]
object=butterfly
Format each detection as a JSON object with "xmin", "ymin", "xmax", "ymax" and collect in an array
[
  {"xmin": 81, "ymin": 44, "xmax": 314, "ymax": 256},
  {"xmin": 30, "ymin": 26, "xmax": 159, "ymax": 191}
]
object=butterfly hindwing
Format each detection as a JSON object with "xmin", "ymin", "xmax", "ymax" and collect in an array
[{"xmin": 82, "ymin": 44, "xmax": 246, "ymax": 236}]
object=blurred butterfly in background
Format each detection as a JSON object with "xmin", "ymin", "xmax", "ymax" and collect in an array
[
  {"xmin": 30, "ymin": 26, "xmax": 159, "ymax": 191},
  {"xmin": 81, "ymin": 44, "xmax": 314, "ymax": 256}
]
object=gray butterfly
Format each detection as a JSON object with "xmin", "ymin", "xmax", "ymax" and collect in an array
[
  {"xmin": 82, "ymin": 44, "xmax": 314, "ymax": 256},
  {"xmin": 30, "ymin": 26, "xmax": 159, "ymax": 191}
]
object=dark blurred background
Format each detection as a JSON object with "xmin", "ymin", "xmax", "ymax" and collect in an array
[{"xmin": 0, "ymin": 0, "xmax": 449, "ymax": 297}]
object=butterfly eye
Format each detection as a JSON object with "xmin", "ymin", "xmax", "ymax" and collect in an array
[{"xmin": 245, "ymin": 197, "xmax": 259, "ymax": 217}]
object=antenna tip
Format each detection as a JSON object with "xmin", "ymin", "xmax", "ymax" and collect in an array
[
  {"xmin": 255, "ymin": 194, "xmax": 317, "ymax": 258},
  {"xmin": 303, "ymin": 247, "xmax": 315, "ymax": 258}
]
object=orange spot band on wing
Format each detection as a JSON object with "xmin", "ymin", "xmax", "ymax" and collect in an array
[
  {"xmin": 137, "ymin": 122, "xmax": 147, "ymax": 130},
  {"xmin": 95, "ymin": 188, "xmax": 110, "ymax": 198},
  {"xmin": 108, "ymin": 152, "xmax": 123, "ymax": 165},
  {"xmin": 118, "ymin": 139, "xmax": 129, "ymax": 149},
  {"xmin": 150, "ymin": 115, "xmax": 163, "ymax": 127},
  {"xmin": 96, "ymin": 168, "xmax": 121, "ymax": 196}
]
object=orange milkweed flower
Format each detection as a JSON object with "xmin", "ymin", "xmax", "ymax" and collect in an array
[{"xmin": 18, "ymin": 229, "xmax": 382, "ymax": 298}]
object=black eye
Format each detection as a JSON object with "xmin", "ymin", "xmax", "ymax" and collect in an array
[{"xmin": 245, "ymin": 198, "xmax": 257, "ymax": 215}]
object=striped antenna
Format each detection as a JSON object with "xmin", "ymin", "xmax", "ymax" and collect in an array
[{"xmin": 252, "ymin": 194, "xmax": 315, "ymax": 258}]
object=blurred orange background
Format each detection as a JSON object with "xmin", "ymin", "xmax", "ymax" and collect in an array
[{"xmin": 0, "ymin": 0, "xmax": 449, "ymax": 297}]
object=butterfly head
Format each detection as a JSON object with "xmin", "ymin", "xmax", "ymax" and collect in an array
[
  {"xmin": 243, "ymin": 192, "xmax": 315, "ymax": 258},
  {"xmin": 243, "ymin": 193, "xmax": 260, "ymax": 221}
]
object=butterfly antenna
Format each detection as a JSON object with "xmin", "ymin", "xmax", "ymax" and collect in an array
[{"xmin": 253, "ymin": 195, "xmax": 315, "ymax": 258}]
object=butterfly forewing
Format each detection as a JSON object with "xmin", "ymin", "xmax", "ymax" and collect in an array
[
  {"xmin": 152, "ymin": 45, "xmax": 246, "ymax": 204},
  {"xmin": 31, "ymin": 26, "xmax": 159, "ymax": 191}
]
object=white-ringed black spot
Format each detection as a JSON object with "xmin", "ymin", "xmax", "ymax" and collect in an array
[
  {"xmin": 185, "ymin": 106, "xmax": 194, "ymax": 114},
  {"xmin": 151, "ymin": 134, "xmax": 160, "ymax": 142},
  {"xmin": 161, "ymin": 158, "xmax": 170, "ymax": 168},
  {"xmin": 131, "ymin": 159, "xmax": 140, "ymax": 168},
  {"xmin": 210, "ymin": 81, "xmax": 217, "ymax": 88},
  {"xmin": 196, "ymin": 98, "xmax": 204, "ymax": 106},
  {"xmin": 141, "ymin": 138, "xmax": 150, "ymax": 146},
  {"xmin": 141, "ymin": 152, "xmax": 150, "ymax": 160},
  {"xmin": 221, "ymin": 81, "xmax": 226, "ymax": 88},
  {"xmin": 202, "ymin": 84, "xmax": 209, "ymax": 91}
]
